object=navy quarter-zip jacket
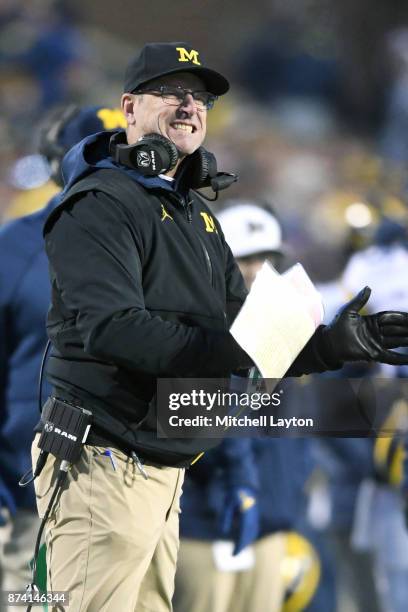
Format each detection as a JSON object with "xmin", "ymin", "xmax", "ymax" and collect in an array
[{"xmin": 40, "ymin": 131, "xmax": 333, "ymax": 466}]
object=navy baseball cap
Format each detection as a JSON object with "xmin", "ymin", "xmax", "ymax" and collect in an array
[
  {"xmin": 39, "ymin": 105, "xmax": 127, "ymax": 160},
  {"xmin": 124, "ymin": 42, "xmax": 229, "ymax": 96},
  {"xmin": 58, "ymin": 106, "xmax": 126, "ymax": 150},
  {"xmin": 38, "ymin": 105, "xmax": 127, "ymax": 186}
]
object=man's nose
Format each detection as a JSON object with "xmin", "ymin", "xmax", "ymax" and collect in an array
[{"xmin": 178, "ymin": 92, "xmax": 197, "ymax": 114}]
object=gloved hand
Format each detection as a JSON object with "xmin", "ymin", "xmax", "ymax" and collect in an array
[
  {"xmin": 321, "ymin": 287, "xmax": 408, "ymax": 367},
  {"xmin": 219, "ymin": 487, "xmax": 259, "ymax": 555}
]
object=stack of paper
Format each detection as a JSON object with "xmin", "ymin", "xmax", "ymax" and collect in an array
[{"xmin": 230, "ymin": 262, "xmax": 324, "ymax": 379}]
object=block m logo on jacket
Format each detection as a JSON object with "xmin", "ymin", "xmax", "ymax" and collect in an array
[{"xmin": 200, "ymin": 212, "xmax": 218, "ymax": 233}]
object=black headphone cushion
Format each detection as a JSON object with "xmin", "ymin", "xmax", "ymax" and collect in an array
[{"xmin": 188, "ymin": 147, "xmax": 217, "ymax": 189}]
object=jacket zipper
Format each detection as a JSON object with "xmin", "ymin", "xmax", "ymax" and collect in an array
[
  {"xmin": 196, "ymin": 234, "xmax": 213, "ymax": 287},
  {"xmin": 163, "ymin": 195, "xmax": 213, "ymax": 285},
  {"xmin": 186, "ymin": 199, "xmax": 193, "ymax": 223},
  {"xmin": 164, "ymin": 193, "xmax": 192, "ymax": 223}
]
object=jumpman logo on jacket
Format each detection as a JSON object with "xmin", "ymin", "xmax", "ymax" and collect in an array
[{"xmin": 161, "ymin": 204, "xmax": 173, "ymax": 222}]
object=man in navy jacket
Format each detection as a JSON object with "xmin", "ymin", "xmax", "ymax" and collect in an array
[{"xmin": 0, "ymin": 105, "xmax": 126, "ymax": 597}]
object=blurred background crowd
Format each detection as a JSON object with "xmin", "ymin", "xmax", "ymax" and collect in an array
[
  {"xmin": 2, "ymin": 1, "xmax": 408, "ymax": 611},
  {"xmin": 3, "ymin": 0, "xmax": 408, "ymax": 277}
]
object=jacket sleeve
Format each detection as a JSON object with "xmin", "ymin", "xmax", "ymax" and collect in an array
[
  {"xmin": 45, "ymin": 192, "xmax": 252, "ymax": 377},
  {"xmin": 286, "ymin": 325, "xmax": 342, "ymax": 376}
]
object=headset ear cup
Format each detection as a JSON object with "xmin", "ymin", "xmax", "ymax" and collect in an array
[
  {"xmin": 137, "ymin": 134, "xmax": 178, "ymax": 173},
  {"xmin": 130, "ymin": 135, "xmax": 178, "ymax": 175},
  {"xmin": 110, "ymin": 132, "xmax": 179, "ymax": 176},
  {"xmin": 188, "ymin": 147, "xmax": 218, "ymax": 189}
]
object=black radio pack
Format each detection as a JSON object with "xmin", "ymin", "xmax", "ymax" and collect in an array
[{"xmin": 37, "ymin": 396, "xmax": 92, "ymax": 464}]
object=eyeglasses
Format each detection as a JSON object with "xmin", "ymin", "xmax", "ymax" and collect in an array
[{"xmin": 133, "ymin": 85, "xmax": 217, "ymax": 111}]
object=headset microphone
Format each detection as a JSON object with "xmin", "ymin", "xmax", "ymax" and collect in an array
[{"xmin": 210, "ymin": 173, "xmax": 238, "ymax": 193}]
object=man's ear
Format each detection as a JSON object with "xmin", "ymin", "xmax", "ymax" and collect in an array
[{"xmin": 121, "ymin": 94, "xmax": 136, "ymax": 125}]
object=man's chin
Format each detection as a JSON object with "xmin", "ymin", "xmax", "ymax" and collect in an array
[
  {"xmin": 169, "ymin": 133, "xmax": 202, "ymax": 156},
  {"xmin": 177, "ymin": 148, "xmax": 197, "ymax": 158},
  {"xmin": 173, "ymin": 140, "xmax": 201, "ymax": 157}
]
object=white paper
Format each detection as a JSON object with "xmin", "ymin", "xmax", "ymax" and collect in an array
[
  {"xmin": 283, "ymin": 263, "xmax": 325, "ymax": 327},
  {"xmin": 230, "ymin": 261, "xmax": 324, "ymax": 379},
  {"xmin": 212, "ymin": 540, "xmax": 255, "ymax": 572}
]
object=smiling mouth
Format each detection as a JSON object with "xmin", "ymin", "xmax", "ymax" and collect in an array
[{"xmin": 171, "ymin": 122, "xmax": 196, "ymax": 134}]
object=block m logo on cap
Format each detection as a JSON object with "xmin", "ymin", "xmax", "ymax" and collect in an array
[{"xmin": 176, "ymin": 47, "xmax": 201, "ymax": 66}]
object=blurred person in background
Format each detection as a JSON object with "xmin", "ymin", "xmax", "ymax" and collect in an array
[
  {"xmin": 380, "ymin": 27, "xmax": 408, "ymax": 164},
  {"xmin": 0, "ymin": 104, "xmax": 126, "ymax": 605},
  {"xmin": 313, "ymin": 215, "xmax": 408, "ymax": 612},
  {"xmin": 341, "ymin": 216, "xmax": 408, "ymax": 612},
  {"xmin": 2, "ymin": 153, "xmax": 60, "ymax": 222},
  {"xmin": 1, "ymin": 107, "xmax": 127, "ymax": 223},
  {"xmin": 174, "ymin": 202, "xmax": 321, "ymax": 612},
  {"xmin": 306, "ymin": 392, "xmax": 382, "ymax": 612},
  {"xmin": 232, "ymin": 17, "xmax": 339, "ymax": 111},
  {"xmin": 0, "ymin": 0, "xmax": 86, "ymax": 111}
]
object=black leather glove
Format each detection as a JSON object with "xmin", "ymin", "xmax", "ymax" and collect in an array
[
  {"xmin": 286, "ymin": 286, "xmax": 408, "ymax": 377},
  {"xmin": 321, "ymin": 286, "xmax": 408, "ymax": 367}
]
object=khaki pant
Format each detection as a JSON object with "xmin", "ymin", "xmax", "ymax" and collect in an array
[
  {"xmin": 174, "ymin": 533, "xmax": 285, "ymax": 612},
  {"xmin": 31, "ymin": 435, "xmax": 184, "ymax": 612},
  {"xmin": 174, "ymin": 533, "xmax": 286, "ymax": 612}
]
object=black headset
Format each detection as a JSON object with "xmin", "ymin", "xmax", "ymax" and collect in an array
[{"xmin": 109, "ymin": 130, "xmax": 237, "ymax": 198}]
